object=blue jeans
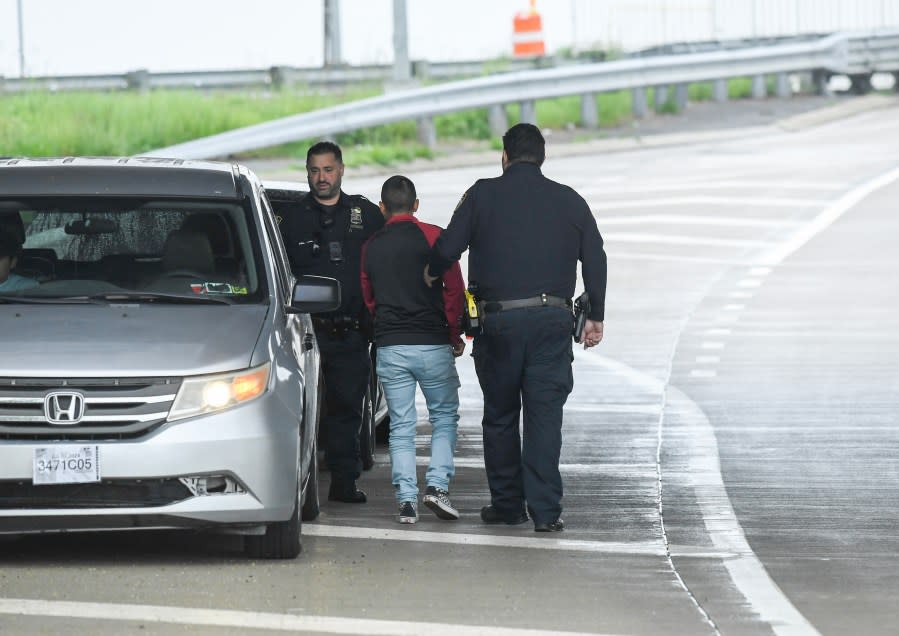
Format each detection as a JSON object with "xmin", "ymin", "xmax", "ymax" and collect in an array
[{"xmin": 376, "ymin": 344, "xmax": 461, "ymax": 503}]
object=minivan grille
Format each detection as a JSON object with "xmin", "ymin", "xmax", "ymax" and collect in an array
[
  {"xmin": 0, "ymin": 479, "xmax": 193, "ymax": 508},
  {"xmin": 0, "ymin": 377, "xmax": 181, "ymax": 440}
]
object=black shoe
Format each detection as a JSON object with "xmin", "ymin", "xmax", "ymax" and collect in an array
[
  {"xmin": 480, "ymin": 505, "xmax": 529, "ymax": 525},
  {"xmin": 423, "ymin": 486, "xmax": 459, "ymax": 520},
  {"xmin": 534, "ymin": 519, "xmax": 564, "ymax": 532},
  {"xmin": 328, "ymin": 479, "xmax": 367, "ymax": 503},
  {"xmin": 397, "ymin": 501, "xmax": 418, "ymax": 524}
]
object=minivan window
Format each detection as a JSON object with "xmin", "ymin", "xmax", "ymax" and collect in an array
[{"xmin": 0, "ymin": 199, "xmax": 267, "ymax": 302}]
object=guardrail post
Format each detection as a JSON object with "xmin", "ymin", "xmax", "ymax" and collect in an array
[
  {"xmin": 751, "ymin": 75, "xmax": 767, "ymax": 98},
  {"xmin": 0, "ymin": 75, "xmax": 5, "ymax": 94},
  {"xmin": 579, "ymin": 93, "xmax": 598, "ymax": 128},
  {"xmin": 654, "ymin": 85, "xmax": 669, "ymax": 111},
  {"xmin": 520, "ymin": 100, "xmax": 537, "ymax": 125},
  {"xmin": 632, "ymin": 87, "xmax": 648, "ymax": 119},
  {"xmin": 270, "ymin": 66, "xmax": 288, "ymax": 90},
  {"xmin": 713, "ymin": 79, "xmax": 728, "ymax": 102},
  {"xmin": 417, "ymin": 116, "xmax": 437, "ymax": 148},
  {"xmin": 849, "ymin": 74, "xmax": 872, "ymax": 95},
  {"xmin": 809, "ymin": 70, "xmax": 831, "ymax": 96},
  {"xmin": 775, "ymin": 72, "xmax": 792, "ymax": 98},
  {"xmin": 125, "ymin": 69, "xmax": 150, "ymax": 92},
  {"xmin": 674, "ymin": 83, "xmax": 689, "ymax": 111},
  {"xmin": 488, "ymin": 104, "xmax": 508, "ymax": 137},
  {"xmin": 894, "ymin": 73, "xmax": 899, "ymax": 93},
  {"xmin": 412, "ymin": 60, "xmax": 430, "ymax": 80}
]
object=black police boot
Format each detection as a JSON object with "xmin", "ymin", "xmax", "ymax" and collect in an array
[{"xmin": 328, "ymin": 477, "xmax": 367, "ymax": 504}]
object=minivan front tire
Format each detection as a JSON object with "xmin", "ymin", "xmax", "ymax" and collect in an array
[{"xmin": 244, "ymin": 476, "xmax": 301, "ymax": 559}]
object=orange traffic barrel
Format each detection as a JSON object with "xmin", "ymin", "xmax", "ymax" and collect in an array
[{"xmin": 513, "ymin": 0, "xmax": 545, "ymax": 57}]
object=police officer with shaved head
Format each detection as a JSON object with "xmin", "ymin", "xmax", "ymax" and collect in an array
[
  {"xmin": 279, "ymin": 141, "xmax": 384, "ymax": 503},
  {"xmin": 425, "ymin": 123, "xmax": 607, "ymax": 532}
]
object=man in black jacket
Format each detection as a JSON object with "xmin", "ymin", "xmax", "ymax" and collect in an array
[
  {"xmin": 362, "ymin": 176, "xmax": 465, "ymax": 524},
  {"xmin": 279, "ymin": 141, "xmax": 384, "ymax": 503},
  {"xmin": 426, "ymin": 124, "xmax": 607, "ymax": 532}
]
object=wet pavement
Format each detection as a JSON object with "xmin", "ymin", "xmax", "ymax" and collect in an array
[{"xmin": 2, "ymin": 95, "xmax": 899, "ymax": 635}]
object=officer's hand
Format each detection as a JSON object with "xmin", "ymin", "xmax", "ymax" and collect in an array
[
  {"xmin": 452, "ymin": 341, "xmax": 466, "ymax": 357},
  {"xmin": 582, "ymin": 320, "xmax": 604, "ymax": 349},
  {"xmin": 423, "ymin": 265, "xmax": 439, "ymax": 288}
]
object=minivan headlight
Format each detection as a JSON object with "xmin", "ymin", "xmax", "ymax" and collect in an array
[{"xmin": 168, "ymin": 363, "xmax": 271, "ymax": 422}]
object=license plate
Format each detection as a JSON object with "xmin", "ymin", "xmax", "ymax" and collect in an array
[{"xmin": 33, "ymin": 446, "xmax": 100, "ymax": 485}]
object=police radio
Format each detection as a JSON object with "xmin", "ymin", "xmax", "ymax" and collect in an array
[{"xmin": 462, "ymin": 288, "xmax": 481, "ymax": 338}]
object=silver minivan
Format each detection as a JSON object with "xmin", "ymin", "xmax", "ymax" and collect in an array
[{"xmin": 0, "ymin": 157, "xmax": 338, "ymax": 558}]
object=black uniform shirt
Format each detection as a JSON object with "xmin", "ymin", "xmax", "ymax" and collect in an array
[
  {"xmin": 429, "ymin": 162, "xmax": 607, "ymax": 321},
  {"xmin": 279, "ymin": 190, "xmax": 384, "ymax": 318}
]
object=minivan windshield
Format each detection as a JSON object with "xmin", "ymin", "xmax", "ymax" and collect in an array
[{"xmin": 0, "ymin": 198, "xmax": 267, "ymax": 303}]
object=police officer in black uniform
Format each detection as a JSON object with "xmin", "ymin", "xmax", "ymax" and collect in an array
[
  {"xmin": 426, "ymin": 123, "xmax": 607, "ymax": 532},
  {"xmin": 279, "ymin": 141, "xmax": 384, "ymax": 503}
]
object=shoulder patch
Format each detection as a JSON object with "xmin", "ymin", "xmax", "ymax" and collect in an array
[{"xmin": 454, "ymin": 190, "xmax": 469, "ymax": 212}]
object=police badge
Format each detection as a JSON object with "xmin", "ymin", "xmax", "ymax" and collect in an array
[{"xmin": 349, "ymin": 207, "xmax": 363, "ymax": 230}]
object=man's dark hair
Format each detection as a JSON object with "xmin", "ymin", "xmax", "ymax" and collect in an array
[
  {"xmin": 306, "ymin": 141, "xmax": 343, "ymax": 164},
  {"xmin": 0, "ymin": 229, "xmax": 22, "ymax": 260},
  {"xmin": 502, "ymin": 123, "xmax": 545, "ymax": 166},
  {"xmin": 380, "ymin": 175, "xmax": 417, "ymax": 214}
]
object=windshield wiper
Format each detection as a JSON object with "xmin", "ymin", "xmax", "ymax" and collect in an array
[
  {"xmin": 81, "ymin": 292, "xmax": 235, "ymax": 305},
  {"xmin": 0, "ymin": 296, "xmax": 80, "ymax": 304}
]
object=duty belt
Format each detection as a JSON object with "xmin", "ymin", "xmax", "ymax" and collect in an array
[
  {"xmin": 480, "ymin": 294, "xmax": 571, "ymax": 314},
  {"xmin": 312, "ymin": 316, "xmax": 361, "ymax": 334}
]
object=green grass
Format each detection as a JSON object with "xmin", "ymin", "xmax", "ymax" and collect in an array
[{"xmin": 1, "ymin": 75, "xmax": 775, "ymax": 166}]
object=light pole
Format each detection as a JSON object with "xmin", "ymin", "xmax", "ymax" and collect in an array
[
  {"xmin": 323, "ymin": 0, "xmax": 342, "ymax": 67},
  {"xmin": 392, "ymin": 0, "xmax": 410, "ymax": 82},
  {"xmin": 17, "ymin": 0, "xmax": 26, "ymax": 77}
]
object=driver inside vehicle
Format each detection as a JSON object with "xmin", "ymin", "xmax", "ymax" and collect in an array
[{"xmin": 0, "ymin": 229, "xmax": 39, "ymax": 294}]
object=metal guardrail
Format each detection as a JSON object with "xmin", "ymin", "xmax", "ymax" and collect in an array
[
  {"xmin": 0, "ymin": 58, "xmax": 554, "ymax": 94},
  {"xmin": 145, "ymin": 32, "xmax": 890, "ymax": 160}
]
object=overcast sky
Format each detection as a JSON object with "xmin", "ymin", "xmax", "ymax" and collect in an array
[{"xmin": 1, "ymin": 0, "xmax": 895, "ymax": 78}]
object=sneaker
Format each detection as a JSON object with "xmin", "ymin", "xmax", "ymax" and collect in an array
[
  {"xmin": 422, "ymin": 486, "xmax": 460, "ymax": 520},
  {"xmin": 397, "ymin": 501, "xmax": 418, "ymax": 524}
]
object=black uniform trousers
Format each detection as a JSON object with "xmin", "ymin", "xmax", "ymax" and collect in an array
[
  {"xmin": 472, "ymin": 306, "xmax": 574, "ymax": 525},
  {"xmin": 316, "ymin": 328, "xmax": 371, "ymax": 482}
]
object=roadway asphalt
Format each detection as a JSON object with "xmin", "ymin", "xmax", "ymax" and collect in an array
[{"xmin": 1, "ymin": 93, "xmax": 898, "ymax": 635}]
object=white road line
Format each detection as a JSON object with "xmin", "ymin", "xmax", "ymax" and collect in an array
[
  {"xmin": 579, "ymin": 180, "xmax": 847, "ymax": 196},
  {"xmin": 737, "ymin": 279, "xmax": 763, "ymax": 288},
  {"xmin": 701, "ymin": 342, "xmax": 725, "ymax": 350},
  {"xmin": 695, "ymin": 356, "xmax": 720, "ymax": 364},
  {"xmin": 0, "ymin": 598, "xmax": 620, "ymax": 636},
  {"xmin": 600, "ymin": 215, "xmax": 801, "ymax": 228},
  {"xmin": 758, "ymin": 165, "xmax": 899, "ymax": 266},
  {"xmin": 610, "ymin": 252, "xmax": 761, "ymax": 265},
  {"xmin": 597, "ymin": 196, "xmax": 826, "ymax": 210},
  {"xmin": 704, "ymin": 329, "xmax": 731, "ymax": 336},
  {"xmin": 665, "ymin": 387, "xmax": 821, "ymax": 636},
  {"xmin": 604, "ymin": 232, "xmax": 775, "ymax": 248},
  {"xmin": 689, "ymin": 370, "xmax": 717, "ymax": 378},
  {"xmin": 723, "ymin": 304, "xmax": 745, "ymax": 311},
  {"xmin": 576, "ymin": 349, "xmax": 819, "ymax": 634},
  {"xmin": 304, "ymin": 524, "xmax": 665, "ymax": 556},
  {"xmin": 728, "ymin": 291, "xmax": 754, "ymax": 298}
]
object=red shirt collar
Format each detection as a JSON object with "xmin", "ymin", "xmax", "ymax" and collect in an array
[{"xmin": 385, "ymin": 213, "xmax": 416, "ymax": 226}]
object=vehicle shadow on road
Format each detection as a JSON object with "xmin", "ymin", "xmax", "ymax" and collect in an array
[{"xmin": 0, "ymin": 530, "xmax": 250, "ymax": 564}]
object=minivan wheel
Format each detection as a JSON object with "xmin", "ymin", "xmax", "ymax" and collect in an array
[
  {"xmin": 244, "ymin": 477, "xmax": 301, "ymax": 559},
  {"xmin": 360, "ymin": 383, "xmax": 375, "ymax": 471},
  {"xmin": 301, "ymin": 439, "xmax": 320, "ymax": 521}
]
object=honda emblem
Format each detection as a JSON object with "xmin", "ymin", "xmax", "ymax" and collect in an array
[{"xmin": 44, "ymin": 391, "xmax": 86, "ymax": 425}]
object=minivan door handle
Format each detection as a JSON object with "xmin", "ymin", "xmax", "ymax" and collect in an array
[{"xmin": 303, "ymin": 333, "xmax": 314, "ymax": 352}]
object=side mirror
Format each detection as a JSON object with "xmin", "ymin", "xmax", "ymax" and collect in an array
[{"xmin": 288, "ymin": 275, "xmax": 340, "ymax": 314}]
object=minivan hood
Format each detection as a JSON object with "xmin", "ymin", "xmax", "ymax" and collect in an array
[{"xmin": 0, "ymin": 304, "xmax": 269, "ymax": 377}]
